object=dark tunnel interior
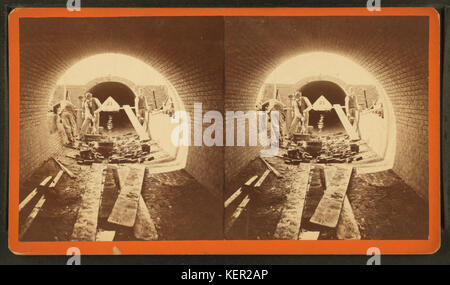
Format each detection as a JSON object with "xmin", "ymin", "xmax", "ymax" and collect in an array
[
  {"xmin": 88, "ymin": 81, "xmax": 135, "ymax": 129},
  {"xmin": 300, "ymin": 80, "xmax": 346, "ymax": 132}
]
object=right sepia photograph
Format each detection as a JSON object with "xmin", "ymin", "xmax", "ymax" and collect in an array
[{"xmin": 224, "ymin": 16, "xmax": 430, "ymax": 241}]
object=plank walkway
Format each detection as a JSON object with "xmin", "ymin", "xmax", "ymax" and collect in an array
[
  {"xmin": 310, "ymin": 165, "xmax": 353, "ymax": 228},
  {"xmin": 108, "ymin": 165, "xmax": 146, "ymax": 227},
  {"xmin": 71, "ymin": 164, "xmax": 106, "ymax": 241},
  {"xmin": 273, "ymin": 164, "xmax": 311, "ymax": 239}
]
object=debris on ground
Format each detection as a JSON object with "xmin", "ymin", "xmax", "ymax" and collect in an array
[
  {"xmin": 66, "ymin": 133, "xmax": 154, "ymax": 165},
  {"xmin": 280, "ymin": 132, "xmax": 363, "ymax": 164}
]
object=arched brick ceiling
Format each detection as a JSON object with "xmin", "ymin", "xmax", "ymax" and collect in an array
[{"xmin": 224, "ymin": 16, "xmax": 429, "ymax": 198}]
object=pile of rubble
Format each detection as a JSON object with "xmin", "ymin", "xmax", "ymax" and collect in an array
[
  {"xmin": 281, "ymin": 132, "xmax": 362, "ymax": 164},
  {"xmin": 68, "ymin": 133, "xmax": 154, "ymax": 165}
]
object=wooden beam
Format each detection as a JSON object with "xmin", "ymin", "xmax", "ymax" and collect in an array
[
  {"xmin": 260, "ymin": 157, "xmax": 282, "ymax": 178},
  {"xmin": 123, "ymin": 105, "xmax": 150, "ymax": 141},
  {"xmin": 333, "ymin": 104, "xmax": 359, "ymax": 140},
  {"xmin": 52, "ymin": 157, "xmax": 76, "ymax": 178},
  {"xmin": 133, "ymin": 195, "xmax": 158, "ymax": 240},
  {"xmin": 254, "ymin": 170, "xmax": 270, "ymax": 188},
  {"xmin": 298, "ymin": 231, "xmax": 320, "ymax": 240},
  {"xmin": 324, "ymin": 166, "xmax": 361, "ymax": 239},
  {"xmin": 95, "ymin": 230, "xmax": 116, "ymax": 241},
  {"xmin": 273, "ymin": 164, "xmax": 311, "ymax": 239},
  {"xmin": 337, "ymin": 196, "xmax": 361, "ymax": 240},
  {"xmin": 19, "ymin": 195, "xmax": 46, "ymax": 240},
  {"xmin": 19, "ymin": 176, "xmax": 52, "ymax": 212},
  {"xmin": 108, "ymin": 165, "xmax": 146, "ymax": 227},
  {"xmin": 225, "ymin": 195, "xmax": 250, "ymax": 234},
  {"xmin": 48, "ymin": 170, "xmax": 64, "ymax": 189},
  {"xmin": 310, "ymin": 166, "xmax": 353, "ymax": 228},
  {"xmin": 71, "ymin": 164, "xmax": 106, "ymax": 241},
  {"xmin": 224, "ymin": 175, "xmax": 258, "ymax": 208}
]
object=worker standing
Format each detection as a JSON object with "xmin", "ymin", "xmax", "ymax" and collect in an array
[
  {"xmin": 53, "ymin": 99, "xmax": 77, "ymax": 145},
  {"xmin": 80, "ymin": 92, "xmax": 102, "ymax": 138},
  {"xmin": 288, "ymin": 91, "xmax": 312, "ymax": 137},
  {"xmin": 345, "ymin": 93, "xmax": 359, "ymax": 126},
  {"xmin": 134, "ymin": 88, "xmax": 150, "ymax": 132},
  {"xmin": 345, "ymin": 93, "xmax": 361, "ymax": 137}
]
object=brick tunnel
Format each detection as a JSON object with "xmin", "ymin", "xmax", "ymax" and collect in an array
[
  {"xmin": 224, "ymin": 16, "xmax": 429, "ymax": 199},
  {"xmin": 19, "ymin": 17, "xmax": 224, "ymax": 196}
]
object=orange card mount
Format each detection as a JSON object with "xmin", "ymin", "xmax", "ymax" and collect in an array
[{"xmin": 9, "ymin": 8, "xmax": 440, "ymax": 255}]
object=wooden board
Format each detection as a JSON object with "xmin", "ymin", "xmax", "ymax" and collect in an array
[
  {"xmin": 260, "ymin": 157, "xmax": 282, "ymax": 178},
  {"xmin": 298, "ymin": 231, "xmax": 320, "ymax": 240},
  {"xmin": 244, "ymin": 175, "xmax": 259, "ymax": 186},
  {"xmin": 71, "ymin": 164, "xmax": 106, "ymax": 241},
  {"xmin": 19, "ymin": 195, "xmax": 46, "ymax": 240},
  {"xmin": 95, "ymin": 230, "xmax": 116, "ymax": 241},
  {"xmin": 254, "ymin": 170, "xmax": 270, "ymax": 188},
  {"xmin": 224, "ymin": 175, "xmax": 258, "ymax": 208},
  {"xmin": 48, "ymin": 170, "xmax": 64, "ymax": 189},
  {"xmin": 324, "ymin": 166, "xmax": 361, "ymax": 239},
  {"xmin": 333, "ymin": 104, "xmax": 359, "ymax": 140},
  {"xmin": 310, "ymin": 166, "xmax": 353, "ymax": 228},
  {"xmin": 108, "ymin": 165, "xmax": 146, "ymax": 227},
  {"xmin": 19, "ymin": 176, "xmax": 52, "ymax": 212},
  {"xmin": 273, "ymin": 164, "xmax": 311, "ymax": 239},
  {"xmin": 52, "ymin": 157, "xmax": 76, "ymax": 178},
  {"xmin": 123, "ymin": 105, "xmax": 150, "ymax": 141},
  {"xmin": 337, "ymin": 196, "xmax": 361, "ymax": 240},
  {"xmin": 225, "ymin": 195, "xmax": 250, "ymax": 234},
  {"xmin": 133, "ymin": 195, "xmax": 158, "ymax": 240}
]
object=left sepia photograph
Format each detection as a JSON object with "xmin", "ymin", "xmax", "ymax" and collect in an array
[{"xmin": 16, "ymin": 16, "xmax": 224, "ymax": 242}]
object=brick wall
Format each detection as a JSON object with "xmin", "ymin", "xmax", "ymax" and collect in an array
[
  {"xmin": 20, "ymin": 17, "xmax": 224, "ymax": 197},
  {"xmin": 225, "ymin": 16, "xmax": 429, "ymax": 199}
]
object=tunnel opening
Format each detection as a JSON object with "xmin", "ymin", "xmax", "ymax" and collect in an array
[
  {"xmin": 256, "ymin": 52, "xmax": 396, "ymax": 170},
  {"xmin": 49, "ymin": 53, "xmax": 189, "ymax": 173},
  {"xmin": 88, "ymin": 81, "xmax": 134, "ymax": 131},
  {"xmin": 299, "ymin": 80, "xmax": 346, "ymax": 134}
]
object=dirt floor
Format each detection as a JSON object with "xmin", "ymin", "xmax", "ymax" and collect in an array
[
  {"xmin": 20, "ymin": 147, "xmax": 222, "ymax": 241},
  {"xmin": 225, "ymin": 156, "xmax": 428, "ymax": 240}
]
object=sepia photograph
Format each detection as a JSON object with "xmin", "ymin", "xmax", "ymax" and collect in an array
[
  {"xmin": 17, "ymin": 16, "xmax": 224, "ymax": 242},
  {"xmin": 8, "ymin": 7, "xmax": 440, "ymax": 254},
  {"xmin": 224, "ymin": 16, "xmax": 431, "ymax": 241}
]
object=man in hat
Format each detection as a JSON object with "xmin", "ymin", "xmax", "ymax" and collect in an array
[
  {"xmin": 80, "ymin": 92, "xmax": 102, "ymax": 138},
  {"xmin": 288, "ymin": 91, "xmax": 312, "ymax": 137}
]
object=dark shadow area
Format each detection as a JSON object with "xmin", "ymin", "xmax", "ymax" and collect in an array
[{"xmin": 89, "ymin": 81, "xmax": 135, "ymax": 129}]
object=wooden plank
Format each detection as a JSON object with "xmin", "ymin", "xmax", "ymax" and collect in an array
[
  {"xmin": 337, "ymin": 196, "xmax": 361, "ymax": 240},
  {"xmin": 260, "ymin": 157, "xmax": 282, "ymax": 178},
  {"xmin": 108, "ymin": 165, "xmax": 146, "ymax": 227},
  {"xmin": 244, "ymin": 175, "xmax": 259, "ymax": 186},
  {"xmin": 224, "ymin": 175, "xmax": 258, "ymax": 208},
  {"xmin": 225, "ymin": 195, "xmax": 250, "ymax": 234},
  {"xmin": 71, "ymin": 164, "xmax": 106, "ymax": 241},
  {"xmin": 310, "ymin": 166, "xmax": 353, "ymax": 228},
  {"xmin": 48, "ymin": 170, "xmax": 64, "ymax": 189},
  {"xmin": 254, "ymin": 170, "xmax": 270, "ymax": 188},
  {"xmin": 123, "ymin": 105, "xmax": 150, "ymax": 141},
  {"xmin": 273, "ymin": 164, "xmax": 311, "ymax": 239},
  {"xmin": 333, "ymin": 104, "xmax": 359, "ymax": 140},
  {"xmin": 324, "ymin": 166, "xmax": 361, "ymax": 239},
  {"xmin": 298, "ymin": 231, "xmax": 320, "ymax": 240},
  {"xmin": 95, "ymin": 230, "xmax": 116, "ymax": 241},
  {"xmin": 224, "ymin": 188, "xmax": 242, "ymax": 208},
  {"xmin": 19, "ymin": 176, "xmax": 52, "ymax": 212},
  {"xmin": 52, "ymin": 157, "xmax": 76, "ymax": 178},
  {"xmin": 133, "ymin": 195, "xmax": 158, "ymax": 240},
  {"xmin": 19, "ymin": 195, "xmax": 46, "ymax": 240}
]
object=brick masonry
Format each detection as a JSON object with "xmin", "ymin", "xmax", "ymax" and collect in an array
[
  {"xmin": 224, "ymin": 16, "xmax": 429, "ymax": 199},
  {"xmin": 19, "ymin": 16, "xmax": 431, "ymax": 200},
  {"xmin": 19, "ymin": 17, "xmax": 224, "ymax": 197}
]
